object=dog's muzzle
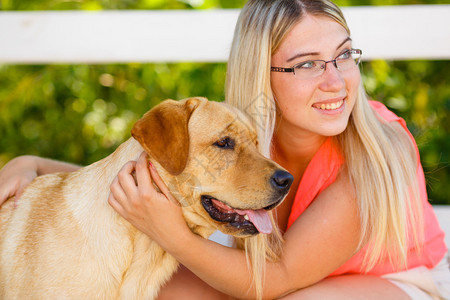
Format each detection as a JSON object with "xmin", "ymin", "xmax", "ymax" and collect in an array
[
  {"xmin": 201, "ymin": 169, "xmax": 293, "ymax": 236},
  {"xmin": 201, "ymin": 196, "xmax": 267, "ymax": 235}
]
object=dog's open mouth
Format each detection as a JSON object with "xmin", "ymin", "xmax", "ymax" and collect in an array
[{"xmin": 201, "ymin": 196, "xmax": 273, "ymax": 234}]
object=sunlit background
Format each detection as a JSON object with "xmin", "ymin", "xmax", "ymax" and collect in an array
[{"xmin": 0, "ymin": 0, "xmax": 449, "ymax": 204}]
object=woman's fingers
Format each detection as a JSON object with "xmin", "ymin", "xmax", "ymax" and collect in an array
[
  {"xmin": 0, "ymin": 156, "xmax": 38, "ymax": 206},
  {"xmin": 116, "ymin": 160, "xmax": 139, "ymax": 200},
  {"xmin": 14, "ymin": 180, "xmax": 32, "ymax": 203},
  {"xmin": 108, "ymin": 188, "xmax": 125, "ymax": 217},
  {"xmin": 135, "ymin": 152, "xmax": 154, "ymax": 196},
  {"xmin": 109, "ymin": 152, "xmax": 179, "ymax": 218},
  {"xmin": 135, "ymin": 151, "xmax": 177, "ymax": 205},
  {"xmin": 14, "ymin": 184, "xmax": 25, "ymax": 201},
  {"xmin": 109, "ymin": 160, "xmax": 142, "ymax": 217},
  {"xmin": 0, "ymin": 179, "xmax": 17, "ymax": 205},
  {"xmin": 147, "ymin": 158, "xmax": 178, "ymax": 205},
  {"xmin": 110, "ymin": 176, "xmax": 127, "ymax": 203}
]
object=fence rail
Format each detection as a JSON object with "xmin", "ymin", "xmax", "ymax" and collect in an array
[{"xmin": 0, "ymin": 5, "xmax": 449, "ymax": 64}]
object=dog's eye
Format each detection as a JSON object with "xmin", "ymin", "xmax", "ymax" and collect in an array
[{"xmin": 213, "ymin": 137, "xmax": 235, "ymax": 149}]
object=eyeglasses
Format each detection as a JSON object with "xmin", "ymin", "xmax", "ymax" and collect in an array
[{"xmin": 271, "ymin": 49, "xmax": 362, "ymax": 80}]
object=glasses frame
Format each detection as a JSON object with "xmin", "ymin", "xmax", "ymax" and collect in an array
[{"xmin": 271, "ymin": 49, "xmax": 362, "ymax": 79}]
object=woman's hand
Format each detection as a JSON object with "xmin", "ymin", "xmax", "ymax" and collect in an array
[
  {"xmin": 0, "ymin": 155, "xmax": 81, "ymax": 207},
  {"xmin": 0, "ymin": 156, "xmax": 39, "ymax": 206},
  {"xmin": 108, "ymin": 152, "xmax": 191, "ymax": 250}
]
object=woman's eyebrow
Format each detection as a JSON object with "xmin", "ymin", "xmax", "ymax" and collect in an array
[
  {"xmin": 286, "ymin": 37, "xmax": 352, "ymax": 63},
  {"xmin": 286, "ymin": 51, "xmax": 319, "ymax": 63}
]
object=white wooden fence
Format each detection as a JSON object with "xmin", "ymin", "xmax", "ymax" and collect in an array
[
  {"xmin": 0, "ymin": 5, "xmax": 450, "ymax": 63},
  {"xmin": 0, "ymin": 5, "xmax": 449, "ymax": 246}
]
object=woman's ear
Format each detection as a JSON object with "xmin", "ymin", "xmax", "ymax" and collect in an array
[{"xmin": 131, "ymin": 97, "xmax": 204, "ymax": 175}]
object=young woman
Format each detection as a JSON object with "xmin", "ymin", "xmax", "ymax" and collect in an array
[{"xmin": 1, "ymin": 0, "xmax": 449, "ymax": 299}]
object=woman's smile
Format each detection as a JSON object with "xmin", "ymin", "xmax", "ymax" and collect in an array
[{"xmin": 312, "ymin": 97, "xmax": 346, "ymax": 115}]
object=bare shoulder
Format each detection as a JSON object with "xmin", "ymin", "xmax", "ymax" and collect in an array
[
  {"xmin": 305, "ymin": 167, "xmax": 359, "ymax": 228},
  {"xmin": 287, "ymin": 166, "xmax": 358, "ymax": 234},
  {"xmin": 323, "ymin": 167, "xmax": 355, "ymax": 198}
]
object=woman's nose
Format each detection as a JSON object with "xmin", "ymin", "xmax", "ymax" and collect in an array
[{"xmin": 319, "ymin": 63, "xmax": 345, "ymax": 92}]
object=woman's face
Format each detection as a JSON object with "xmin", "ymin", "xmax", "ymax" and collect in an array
[{"xmin": 270, "ymin": 14, "xmax": 361, "ymax": 138}]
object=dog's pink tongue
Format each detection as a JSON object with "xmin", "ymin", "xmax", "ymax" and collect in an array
[
  {"xmin": 211, "ymin": 199, "xmax": 273, "ymax": 234},
  {"xmin": 238, "ymin": 209, "xmax": 273, "ymax": 234}
]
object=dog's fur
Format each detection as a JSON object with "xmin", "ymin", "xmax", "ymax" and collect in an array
[{"xmin": 0, "ymin": 97, "xmax": 292, "ymax": 299}]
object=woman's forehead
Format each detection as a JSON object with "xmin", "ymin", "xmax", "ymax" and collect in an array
[{"xmin": 273, "ymin": 15, "xmax": 350, "ymax": 62}]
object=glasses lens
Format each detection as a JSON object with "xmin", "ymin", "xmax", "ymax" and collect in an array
[
  {"xmin": 293, "ymin": 61, "xmax": 324, "ymax": 79},
  {"xmin": 336, "ymin": 50, "xmax": 361, "ymax": 71}
]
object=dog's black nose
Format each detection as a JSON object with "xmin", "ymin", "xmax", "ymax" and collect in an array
[{"xmin": 270, "ymin": 170, "xmax": 294, "ymax": 192}]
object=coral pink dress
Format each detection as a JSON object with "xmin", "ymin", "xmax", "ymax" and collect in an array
[{"xmin": 286, "ymin": 101, "xmax": 447, "ymax": 276}]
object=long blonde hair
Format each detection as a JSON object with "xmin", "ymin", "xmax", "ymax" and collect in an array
[{"xmin": 226, "ymin": 0, "xmax": 423, "ymax": 293}]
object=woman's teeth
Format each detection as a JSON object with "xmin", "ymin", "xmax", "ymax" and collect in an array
[{"xmin": 317, "ymin": 100, "xmax": 343, "ymax": 110}]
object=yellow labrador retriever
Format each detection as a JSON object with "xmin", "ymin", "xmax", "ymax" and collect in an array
[{"xmin": 0, "ymin": 97, "xmax": 293, "ymax": 299}]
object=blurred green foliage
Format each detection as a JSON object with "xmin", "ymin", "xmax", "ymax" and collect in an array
[
  {"xmin": 0, "ymin": 63, "xmax": 227, "ymax": 163},
  {"xmin": 0, "ymin": 0, "xmax": 449, "ymax": 204},
  {"xmin": 1, "ymin": 0, "xmax": 449, "ymax": 10},
  {"xmin": 362, "ymin": 60, "xmax": 450, "ymax": 204}
]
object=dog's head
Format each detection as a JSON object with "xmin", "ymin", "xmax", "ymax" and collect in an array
[{"xmin": 131, "ymin": 97, "xmax": 293, "ymax": 238}]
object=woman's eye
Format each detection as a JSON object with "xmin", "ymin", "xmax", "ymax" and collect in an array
[
  {"xmin": 295, "ymin": 61, "xmax": 316, "ymax": 70},
  {"xmin": 338, "ymin": 50, "xmax": 351, "ymax": 60},
  {"xmin": 213, "ymin": 137, "xmax": 235, "ymax": 149}
]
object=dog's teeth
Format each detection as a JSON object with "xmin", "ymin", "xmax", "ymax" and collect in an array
[{"xmin": 244, "ymin": 215, "xmax": 249, "ymax": 221}]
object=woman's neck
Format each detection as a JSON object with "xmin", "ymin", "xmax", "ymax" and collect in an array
[{"xmin": 272, "ymin": 126, "xmax": 326, "ymax": 176}]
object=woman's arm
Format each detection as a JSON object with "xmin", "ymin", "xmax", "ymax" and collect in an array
[
  {"xmin": 0, "ymin": 155, "xmax": 81, "ymax": 205},
  {"xmin": 109, "ymin": 153, "xmax": 361, "ymax": 299}
]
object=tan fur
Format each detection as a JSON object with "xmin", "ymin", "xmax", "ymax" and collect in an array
[{"xmin": 0, "ymin": 97, "xmax": 289, "ymax": 299}]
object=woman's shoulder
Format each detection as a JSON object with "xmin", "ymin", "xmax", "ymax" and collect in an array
[
  {"xmin": 369, "ymin": 100, "xmax": 418, "ymax": 167},
  {"xmin": 368, "ymin": 100, "xmax": 402, "ymax": 123}
]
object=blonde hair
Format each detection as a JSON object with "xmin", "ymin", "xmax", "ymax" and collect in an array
[
  {"xmin": 226, "ymin": 0, "xmax": 423, "ymax": 296},
  {"xmin": 234, "ymin": 217, "xmax": 283, "ymax": 300}
]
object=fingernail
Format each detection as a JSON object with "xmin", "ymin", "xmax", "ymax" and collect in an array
[{"xmin": 148, "ymin": 160, "xmax": 154, "ymax": 169}]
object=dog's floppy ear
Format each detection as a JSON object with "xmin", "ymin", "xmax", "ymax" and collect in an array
[{"xmin": 131, "ymin": 98, "xmax": 203, "ymax": 175}]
